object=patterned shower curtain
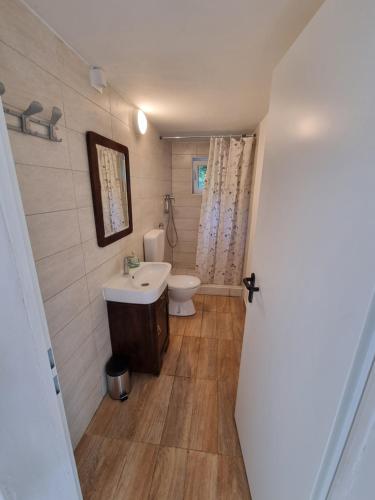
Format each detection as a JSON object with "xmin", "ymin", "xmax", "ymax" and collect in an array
[{"xmin": 195, "ymin": 136, "xmax": 254, "ymax": 285}]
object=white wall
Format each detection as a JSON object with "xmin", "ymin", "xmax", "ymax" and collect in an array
[
  {"xmin": 243, "ymin": 116, "xmax": 267, "ymax": 280},
  {"xmin": 0, "ymin": 0, "xmax": 171, "ymax": 447}
]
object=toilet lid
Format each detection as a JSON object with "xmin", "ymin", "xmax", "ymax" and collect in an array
[{"xmin": 167, "ymin": 275, "xmax": 201, "ymax": 290}]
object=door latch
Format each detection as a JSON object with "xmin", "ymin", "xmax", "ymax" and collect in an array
[{"xmin": 243, "ymin": 273, "xmax": 260, "ymax": 303}]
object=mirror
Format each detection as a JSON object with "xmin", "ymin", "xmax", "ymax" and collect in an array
[{"xmin": 86, "ymin": 131, "xmax": 133, "ymax": 247}]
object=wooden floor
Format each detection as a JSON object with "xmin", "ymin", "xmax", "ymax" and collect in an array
[{"xmin": 75, "ymin": 295, "xmax": 251, "ymax": 500}]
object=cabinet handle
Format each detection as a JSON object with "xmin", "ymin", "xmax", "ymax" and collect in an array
[{"xmin": 157, "ymin": 324, "xmax": 162, "ymax": 336}]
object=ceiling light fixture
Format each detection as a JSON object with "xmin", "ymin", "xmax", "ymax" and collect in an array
[{"xmin": 136, "ymin": 109, "xmax": 148, "ymax": 135}]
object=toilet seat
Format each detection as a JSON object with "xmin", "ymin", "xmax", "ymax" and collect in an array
[{"xmin": 167, "ymin": 275, "xmax": 201, "ymax": 290}]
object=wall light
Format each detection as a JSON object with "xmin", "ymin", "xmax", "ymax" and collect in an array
[{"xmin": 136, "ymin": 109, "xmax": 148, "ymax": 135}]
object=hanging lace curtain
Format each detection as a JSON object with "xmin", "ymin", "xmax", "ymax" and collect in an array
[
  {"xmin": 97, "ymin": 145, "xmax": 129, "ymax": 236},
  {"xmin": 195, "ymin": 136, "xmax": 254, "ymax": 285}
]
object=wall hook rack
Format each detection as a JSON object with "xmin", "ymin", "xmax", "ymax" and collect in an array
[{"xmin": 0, "ymin": 81, "xmax": 63, "ymax": 142}]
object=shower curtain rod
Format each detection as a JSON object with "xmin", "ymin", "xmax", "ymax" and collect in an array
[{"xmin": 159, "ymin": 133, "xmax": 256, "ymax": 140}]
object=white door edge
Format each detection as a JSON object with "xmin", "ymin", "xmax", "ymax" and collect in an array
[
  {"xmin": 310, "ymin": 289, "xmax": 375, "ymax": 500},
  {"xmin": 0, "ymin": 97, "xmax": 82, "ymax": 499}
]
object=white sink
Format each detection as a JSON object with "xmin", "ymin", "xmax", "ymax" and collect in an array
[{"xmin": 102, "ymin": 262, "xmax": 171, "ymax": 304}]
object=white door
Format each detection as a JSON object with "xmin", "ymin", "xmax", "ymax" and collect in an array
[
  {"xmin": 0, "ymin": 101, "xmax": 81, "ymax": 499},
  {"xmin": 235, "ymin": 0, "xmax": 375, "ymax": 499}
]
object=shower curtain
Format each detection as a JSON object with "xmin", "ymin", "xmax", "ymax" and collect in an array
[{"xmin": 195, "ymin": 136, "xmax": 254, "ymax": 285}]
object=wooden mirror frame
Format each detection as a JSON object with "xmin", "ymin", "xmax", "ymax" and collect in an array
[{"xmin": 86, "ymin": 131, "xmax": 133, "ymax": 247}]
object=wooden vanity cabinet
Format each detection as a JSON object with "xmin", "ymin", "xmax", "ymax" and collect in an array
[{"xmin": 106, "ymin": 287, "xmax": 169, "ymax": 375}]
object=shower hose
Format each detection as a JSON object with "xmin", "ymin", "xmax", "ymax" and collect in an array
[{"xmin": 166, "ymin": 197, "xmax": 178, "ymax": 248}]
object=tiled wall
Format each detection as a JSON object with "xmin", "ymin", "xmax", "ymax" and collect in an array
[
  {"xmin": 0, "ymin": 0, "xmax": 171, "ymax": 447},
  {"xmin": 171, "ymin": 141, "xmax": 209, "ymax": 271}
]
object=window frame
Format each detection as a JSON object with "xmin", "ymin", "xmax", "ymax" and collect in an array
[{"xmin": 192, "ymin": 156, "xmax": 208, "ymax": 194}]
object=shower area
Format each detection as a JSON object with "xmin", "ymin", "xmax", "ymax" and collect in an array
[{"xmin": 165, "ymin": 136, "xmax": 255, "ymax": 295}]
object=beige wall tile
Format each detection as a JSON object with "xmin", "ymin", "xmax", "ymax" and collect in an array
[
  {"xmin": 86, "ymin": 255, "xmax": 122, "ymax": 302},
  {"xmin": 196, "ymin": 142, "xmax": 210, "ymax": 155},
  {"xmin": 67, "ymin": 129, "xmax": 89, "ymax": 171},
  {"xmin": 90, "ymin": 294, "xmax": 108, "ymax": 330},
  {"xmin": 173, "ymin": 251, "xmax": 196, "ymax": 266},
  {"xmin": 16, "ymin": 164, "xmax": 76, "ymax": 215},
  {"xmin": 73, "ymin": 170, "xmax": 93, "ymax": 208},
  {"xmin": 172, "ymin": 142, "xmax": 197, "ymax": 155},
  {"xmin": 82, "ymin": 237, "xmax": 122, "ymax": 274},
  {"xmin": 0, "ymin": 0, "xmax": 61, "ymax": 77},
  {"xmin": 172, "ymin": 154, "xmax": 193, "ymax": 169},
  {"xmin": 174, "ymin": 194, "xmax": 202, "ymax": 207},
  {"xmin": 27, "ymin": 210, "xmax": 81, "ymax": 260},
  {"xmin": 36, "ymin": 244, "xmax": 85, "ymax": 301},
  {"xmin": 177, "ymin": 230, "xmax": 198, "ymax": 242},
  {"xmin": 0, "ymin": 40, "xmax": 63, "ymax": 123},
  {"xmin": 77, "ymin": 207, "xmax": 96, "ymax": 242},
  {"xmin": 44, "ymin": 277, "xmax": 89, "ymax": 337},
  {"xmin": 110, "ymin": 89, "xmax": 133, "ymax": 128},
  {"xmin": 174, "ymin": 206, "xmax": 201, "ymax": 219},
  {"xmin": 57, "ymin": 39, "xmax": 110, "ymax": 111},
  {"xmin": 172, "ymin": 168, "xmax": 192, "ymax": 185},
  {"xmin": 175, "ymin": 218, "xmax": 199, "ymax": 231},
  {"xmin": 62, "ymin": 84, "xmax": 112, "ymax": 136},
  {"xmin": 8, "ymin": 128, "xmax": 70, "ymax": 169},
  {"xmin": 67, "ymin": 382, "xmax": 103, "ymax": 448},
  {"xmin": 52, "ymin": 306, "xmax": 92, "ymax": 368}
]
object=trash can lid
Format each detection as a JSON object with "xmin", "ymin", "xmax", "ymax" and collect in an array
[{"xmin": 105, "ymin": 356, "xmax": 129, "ymax": 377}]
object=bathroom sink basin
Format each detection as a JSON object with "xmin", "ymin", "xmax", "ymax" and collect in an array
[{"xmin": 102, "ymin": 262, "xmax": 171, "ymax": 304}]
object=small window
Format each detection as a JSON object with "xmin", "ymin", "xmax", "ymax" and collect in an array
[{"xmin": 192, "ymin": 157, "xmax": 208, "ymax": 194}]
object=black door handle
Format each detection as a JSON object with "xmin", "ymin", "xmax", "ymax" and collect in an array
[{"xmin": 243, "ymin": 273, "xmax": 260, "ymax": 303}]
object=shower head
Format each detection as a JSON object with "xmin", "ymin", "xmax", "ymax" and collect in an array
[
  {"xmin": 50, "ymin": 106, "xmax": 62, "ymax": 126},
  {"xmin": 22, "ymin": 101, "xmax": 43, "ymax": 117}
]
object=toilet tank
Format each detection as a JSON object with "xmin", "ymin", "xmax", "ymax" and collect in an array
[{"xmin": 144, "ymin": 229, "xmax": 165, "ymax": 262}]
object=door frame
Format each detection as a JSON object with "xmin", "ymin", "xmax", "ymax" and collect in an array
[
  {"xmin": 0, "ymin": 97, "xmax": 81, "ymax": 498},
  {"xmin": 310, "ymin": 290, "xmax": 375, "ymax": 499}
]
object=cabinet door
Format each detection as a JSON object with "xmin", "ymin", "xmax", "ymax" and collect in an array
[{"xmin": 155, "ymin": 289, "xmax": 169, "ymax": 352}]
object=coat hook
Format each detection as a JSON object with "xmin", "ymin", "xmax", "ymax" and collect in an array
[
  {"xmin": 21, "ymin": 101, "xmax": 43, "ymax": 134},
  {"xmin": 48, "ymin": 106, "xmax": 62, "ymax": 141}
]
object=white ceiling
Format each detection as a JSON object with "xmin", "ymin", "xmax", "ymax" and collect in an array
[{"xmin": 23, "ymin": 0, "xmax": 324, "ymax": 135}]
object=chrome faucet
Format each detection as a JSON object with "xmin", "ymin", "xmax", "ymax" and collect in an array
[{"xmin": 123, "ymin": 256, "xmax": 131, "ymax": 275}]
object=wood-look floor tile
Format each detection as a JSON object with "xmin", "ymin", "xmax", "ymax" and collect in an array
[
  {"xmin": 216, "ymin": 295, "xmax": 231, "ymax": 313},
  {"xmin": 76, "ymin": 435, "xmax": 131, "ymax": 500},
  {"xmin": 86, "ymin": 395, "xmax": 116, "ymax": 437},
  {"xmin": 193, "ymin": 294, "xmax": 204, "ymax": 311},
  {"xmin": 75, "ymin": 433, "xmax": 104, "ymax": 495},
  {"xmin": 162, "ymin": 335, "xmax": 183, "ymax": 375},
  {"xmin": 229, "ymin": 296, "xmax": 245, "ymax": 317},
  {"xmin": 169, "ymin": 316, "xmax": 187, "ymax": 336},
  {"xmin": 114, "ymin": 441, "xmax": 158, "ymax": 500},
  {"xmin": 232, "ymin": 313, "xmax": 245, "ymax": 341},
  {"xmin": 175, "ymin": 336, "xmax": 200, "ymax": 377},
  {"xmin": 201, "ymin": 311, "xmax": 216, "ymax": 338},
  {"xmin": 218, "ymin": 379, "xmax": 241, "ymax": 457},
  {"xmin": 133, "ymin": 375, "xmax": 174, "ymax": 444},
  {"xmin": 216, "ymin": 312, "xmax": 233, "ymax": 340},
  {"xmin": 184, "ymin": 311, "xmax": 202, "ymax": 337},
  {"xmin": 217, "ymin": 455, "xmax": 251, "ymax": 500},
  {"xmin": 218, "ymin": 339, "xmax": 240, "ymax": 381},
  {"xmin": 196, "ymin": 338, "xmax": 218, "ymax": 379},
  {"xmin": 149, "ymin": 446, "xmax": 188, "ymax": 500},
  {"xmin": 162, "ymin": 377, "xmax": 194, "ymax": 449},
  {"xmin": 189, "ymin": 378, "xmax": 218, "ymax": 453},
  {"xmin": 184, "ymin": 450, "xmax": 218, "ymax": 500},
  {"xmin": 103, "ymin": 374, "xmax": 154, "ymax": 440},
  {"xmin": 203, "ymin": 295, "xmax": 217, "ymax": 311}
]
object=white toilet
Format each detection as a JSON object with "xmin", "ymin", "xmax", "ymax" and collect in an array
[{"xmin": 144, "ymin": 229, "xmax": 201, "ymax": 316}]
